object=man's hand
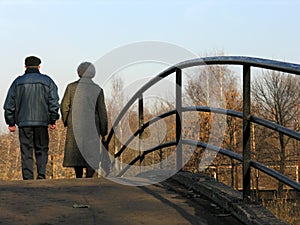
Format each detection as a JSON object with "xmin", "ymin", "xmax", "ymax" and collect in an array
[
  {"xmin": 49, "ymin": 124, "xmax": 56, "ymax": 130},
  {"xmin": 8, "ymin": 126, "xmax": 16, "ymax": 132}
]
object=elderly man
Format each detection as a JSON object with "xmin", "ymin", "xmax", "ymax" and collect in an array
[{"xmin": 4, "ymin": 56, "xmax": 60, "ymax": 180}]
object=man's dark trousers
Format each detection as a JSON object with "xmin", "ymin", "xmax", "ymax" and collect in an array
[{"xmin": 18, "ymin": 127, "xmax": 49, "ymax": 180}]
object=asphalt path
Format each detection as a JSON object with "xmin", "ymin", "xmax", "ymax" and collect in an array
[{"xmin": 0, "ymin": 178, "xmax": 244, "ymax": 225}]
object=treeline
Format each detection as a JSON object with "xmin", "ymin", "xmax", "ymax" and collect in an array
[
  {"xmin": 0, "ymin": 60, "xmax": 299, "ymax": 223},
  {"xmin": 0, "ymin": 64, "xmax": 299, "ymax": 187}
]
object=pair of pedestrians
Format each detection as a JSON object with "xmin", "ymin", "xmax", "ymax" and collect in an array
[{"xmin": 3, "ymin": 56, "xmax": 108, "ymax": 180}]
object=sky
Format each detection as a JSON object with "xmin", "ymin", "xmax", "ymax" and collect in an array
[{"xmin": 0, "ymin": 0, "xmax": 299, "ymax": 131}]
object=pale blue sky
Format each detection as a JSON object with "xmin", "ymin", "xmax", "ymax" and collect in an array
[{"xmin": 0, "ymin": 0, "xmax": 299, "ymax": 130}]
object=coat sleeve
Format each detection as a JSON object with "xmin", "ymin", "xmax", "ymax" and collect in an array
[
  {"xmin": 3, "ymin": 80, "xmax": 17, "ymax": 126},
  {"xmin": 48, "ymin": 79, "xmax": 60, "ymax": 124},
  {"xmin": 96, "ymin": 88, "xmax": 108, "ymax": 137},
  {"xmin": 60, "ymin": 84, "xmax": 72, "ymax": 127}
]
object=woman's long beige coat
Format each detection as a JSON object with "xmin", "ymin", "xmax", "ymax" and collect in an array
[{"xmin": 60, "ymin": 78, "xmax": 108, "ymax": 167}]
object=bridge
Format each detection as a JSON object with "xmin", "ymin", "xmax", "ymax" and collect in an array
[
  {"xmin": 0, "ymin": 173, "xmax": 288, "ymax": 225},
  {"xmin": 1, "ymin": 56, "xmax": 299, "ymax": 224},
  {"xmin": 105, "ymin": 56, "xmax": 300, "ymax": 191}
]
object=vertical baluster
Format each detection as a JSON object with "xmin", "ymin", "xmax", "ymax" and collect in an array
[
  {"xmin": 176, "ymin": 68, "xmax": 182, "ymax": 171},
  {"xmin": 138, "ymin": 94, "xmax": 144, "ymax": 171},
  {"xmin": 243, "ymin": 65, "xmax": 251, "ymax": 201}
]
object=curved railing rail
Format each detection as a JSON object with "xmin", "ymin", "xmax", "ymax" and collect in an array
[
  {"xmin": 107, "ymin": 56, "xmax": 300, "ymax": 143},
  {"xmin": 114, "ymin": 107, "xmax": 300, "ymax": 192},
  {"xmin": 106, "ymin": 56, "xmax": 300, "ymax": 201},
  {"xmin": 114, "ymin": 107, "xmax": 300, "ymax": 159}
]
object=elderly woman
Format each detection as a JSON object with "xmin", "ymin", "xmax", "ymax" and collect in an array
[{"xmin": 61, "ymin": 62, "xmax": 108, "ymax": 178}]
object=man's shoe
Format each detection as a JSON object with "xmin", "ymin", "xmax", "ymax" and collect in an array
[{"xmin": 37, "ymin": 174, "xmax": 45, "ymax": 179}]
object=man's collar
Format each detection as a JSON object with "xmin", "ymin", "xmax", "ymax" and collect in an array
[{"xmin": 25, "ymin": 67, "xmax": 40, "ymax": 74}]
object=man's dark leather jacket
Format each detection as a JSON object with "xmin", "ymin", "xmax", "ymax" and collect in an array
[{"xmin": 4, "ymin": 68, "xmax": 59, "ymax": 127}]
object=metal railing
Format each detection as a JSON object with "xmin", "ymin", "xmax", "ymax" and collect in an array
[{"xmin": 106, "ymin": 56, "xmax": 300, "ymax": 201}]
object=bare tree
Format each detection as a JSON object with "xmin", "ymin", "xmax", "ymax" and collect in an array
[
  {"xmin": 106, "ymin": 76, "xmax": 126, "ymax": 170},
  {"xmin": 185, "ymin": 64, "xmax": 243, "ymax": 185},
  {"xmin": 252, "ymin": 70, "xmax": 300, "ymax": 197}
]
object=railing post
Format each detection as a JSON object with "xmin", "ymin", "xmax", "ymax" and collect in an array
[
  {"xmin": 176, "ymin": 68, "xmax": 182, "ymax": 171},
  {"xmin": 138, "ymin": 94, "xmax": 144, "ymax": 170},
  {"xmin": 243, "ymin": 65, "xmax": 251, "ymax": 201}
]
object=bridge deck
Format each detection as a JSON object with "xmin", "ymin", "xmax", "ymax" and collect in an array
[{"xmin": 0, "ymin": 177, "xmax": 242, "ymax": 225}]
